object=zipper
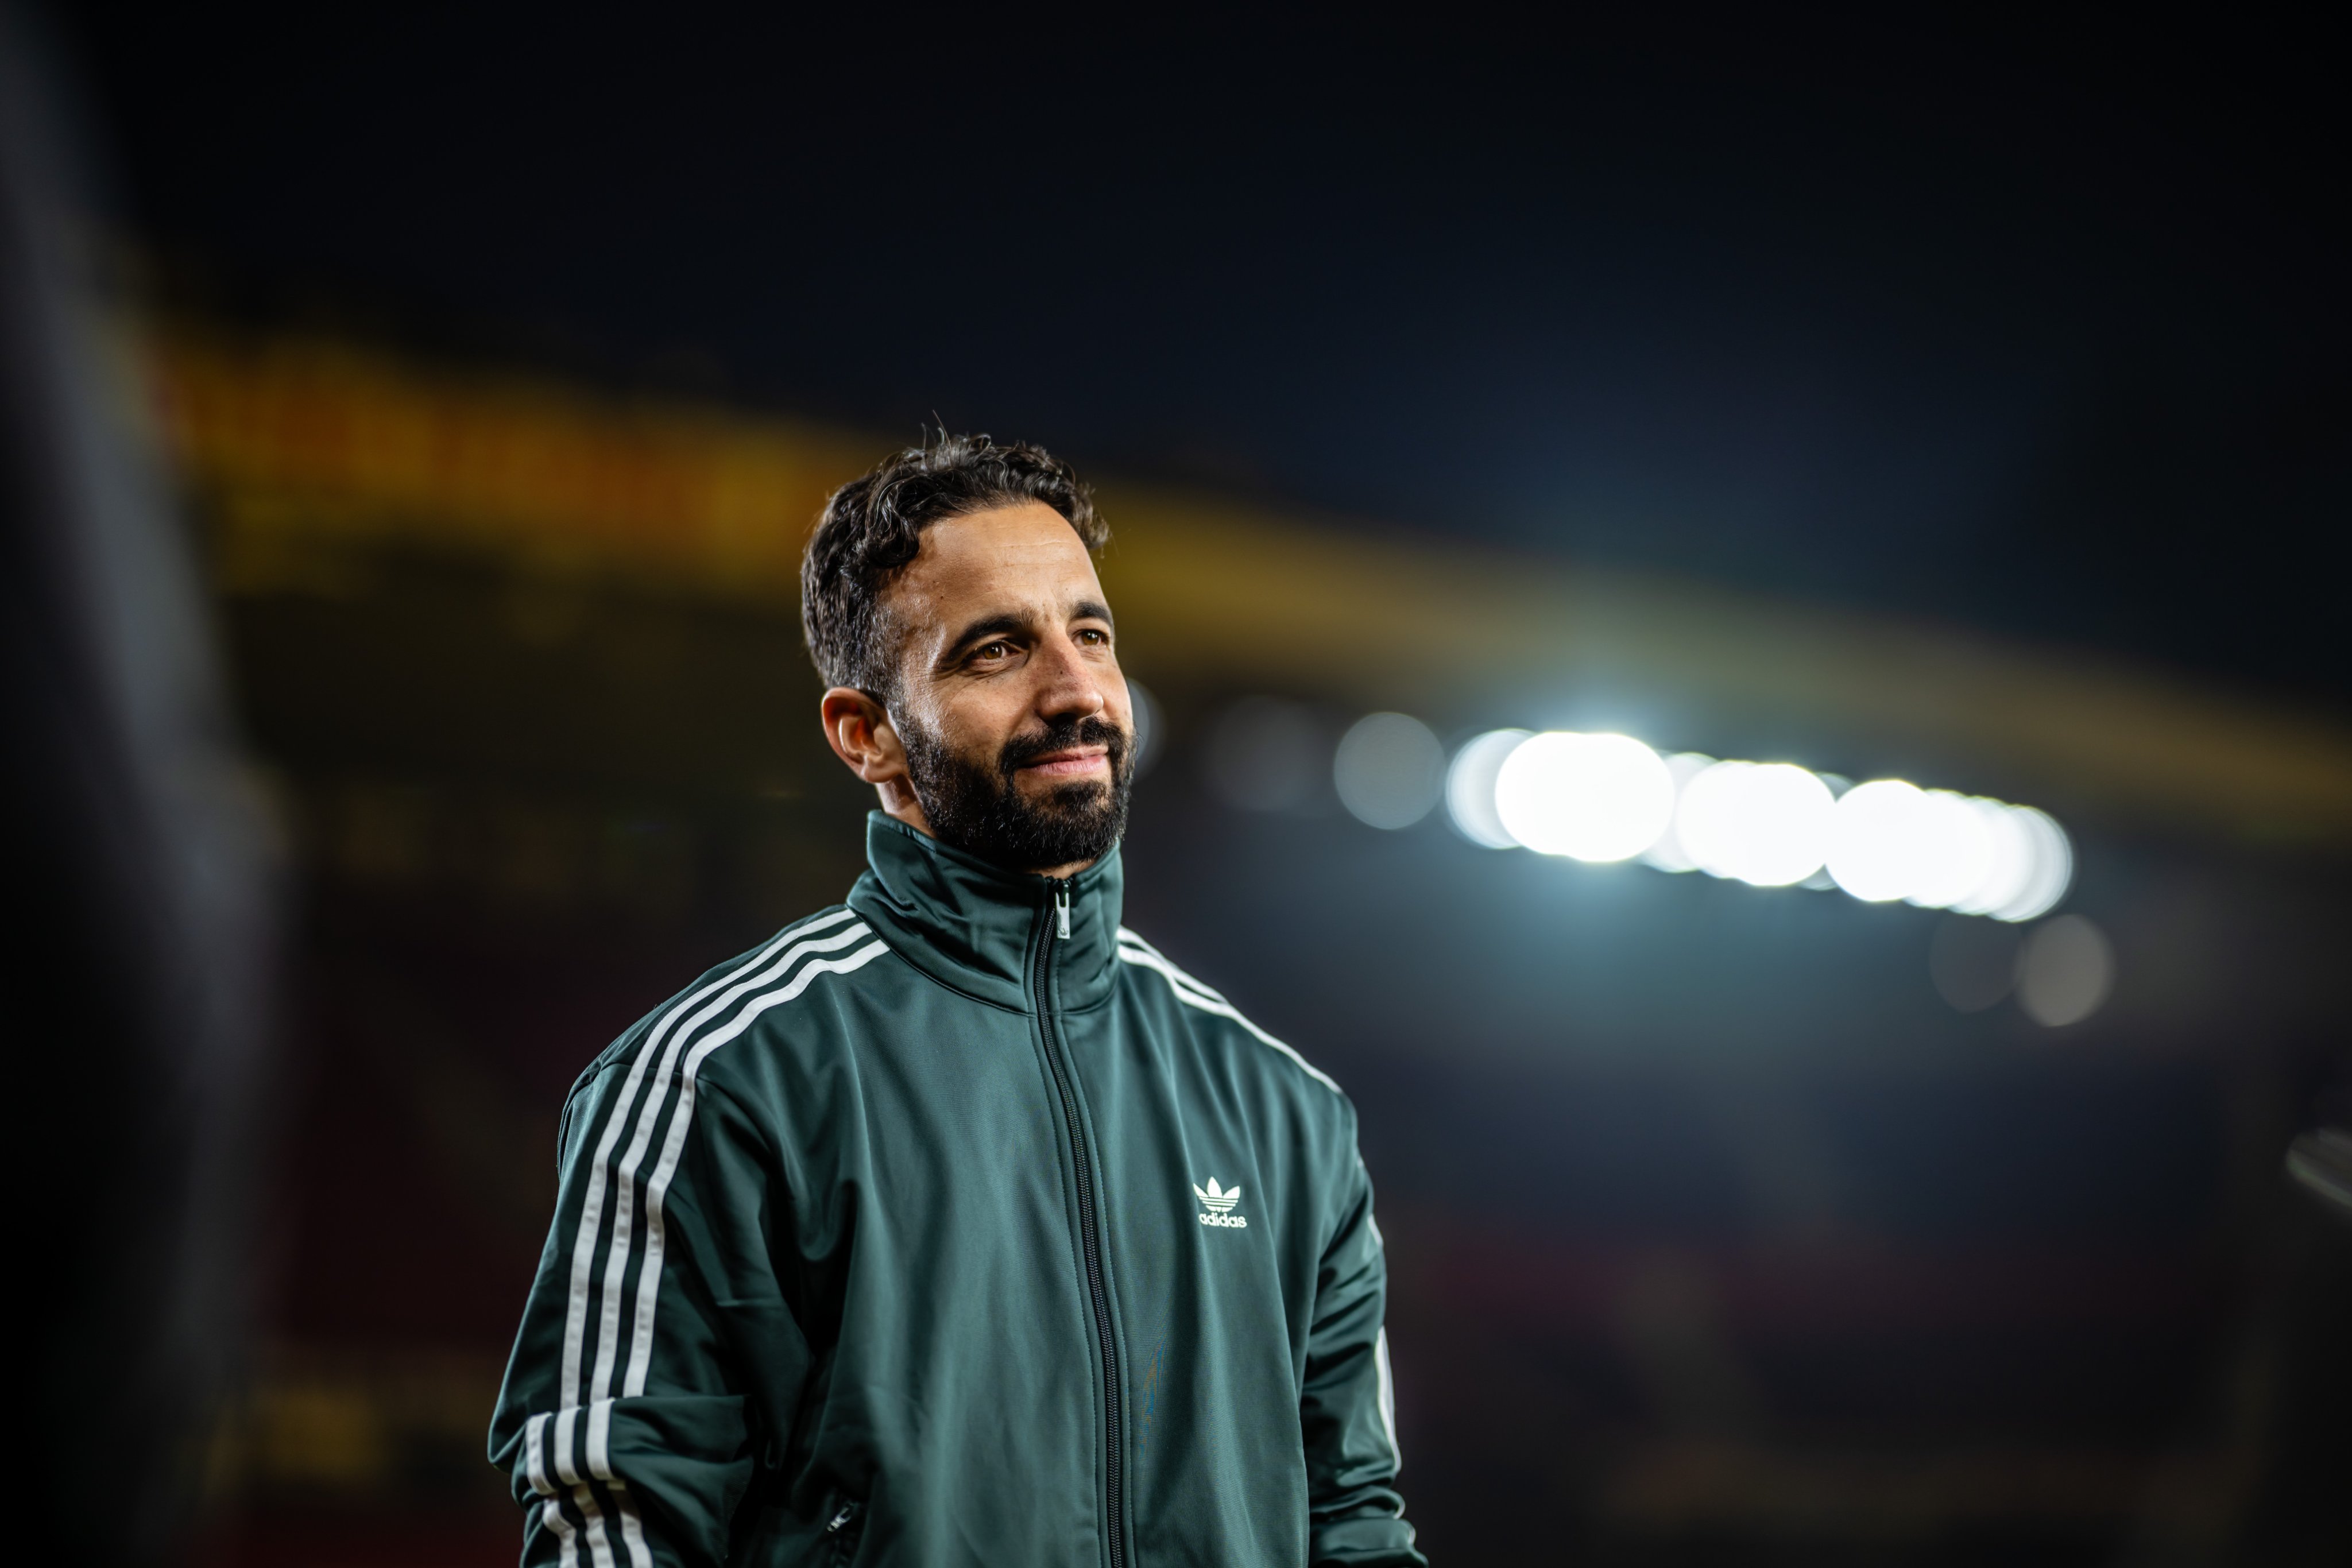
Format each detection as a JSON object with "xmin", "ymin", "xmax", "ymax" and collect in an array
[
  {"xmin": 1031, "ymin": 877, "xmax": 1125, "ymax": 1568},
  {"xmin": 823, "ymin": 1497, "xmax": 865, "ymax": 1563}
]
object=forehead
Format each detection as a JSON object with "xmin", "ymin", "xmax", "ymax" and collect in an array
[{"xmin": 886, "ymin": 501, "xmax": 1107, "ymax": 636}]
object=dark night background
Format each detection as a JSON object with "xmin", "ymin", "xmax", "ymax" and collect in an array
[
  {"xmin": 27, "ymin": 6, "xmax": 2352, "ymax": 1566},
  {"xmin": 61, "ymin": 7, "xmax": 2351, "ymax": 705}
]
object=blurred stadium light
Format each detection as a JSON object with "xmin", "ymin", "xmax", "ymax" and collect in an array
[
  {"xmin": 1676, "ymin": 761, "xmax": 1838, "ymax": 888},
  {"xmin": 1494, "ymin": 731, "xmax": 1677, "ymax": 862},
  {"xmin": 2015, "ymin": 914, "xmax": 2117, "ymax": 1027},
  {"xmin": 1443, "ymin": 728, "xmax": 1527, "ymax": 849},
  {"xmin": 1250, "ymin": 701, "xmax": 2072, "ymax": 920},
  {"xmin": 1333, "ymin": 711, "xmax": 1446, "ymax": 830}
]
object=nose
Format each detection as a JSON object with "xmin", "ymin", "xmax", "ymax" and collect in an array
[{"xmin": 1031, "ymin": 628, "xmax": 1107, "ymax": 723}]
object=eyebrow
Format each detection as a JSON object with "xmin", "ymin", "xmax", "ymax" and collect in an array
[
  {"xmin": 941, "ymin": 601, "xmax": 1117, "ymax": 664},
  {"xmin": 941, "ymin": 613, "xmax": 1031, "ymax": 664}
]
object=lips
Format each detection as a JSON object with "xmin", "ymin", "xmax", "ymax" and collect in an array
[
  {"xmin": 995, "ymin": 715, "xmax": 1127, "ymax": 786},
  {"xmin": 1020, "ymin": 749, "xmax": 1110, "ymax": 779}
]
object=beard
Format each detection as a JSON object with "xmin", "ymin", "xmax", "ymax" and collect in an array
[{"xmin": 898, "ymin": 710, "xmax": 1133, "ymax": 873}]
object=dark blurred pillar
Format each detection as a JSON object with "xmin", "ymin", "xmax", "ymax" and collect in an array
[{"xmin": 0, "ymin": 7, "xmax": 276, "ymax": 1562}]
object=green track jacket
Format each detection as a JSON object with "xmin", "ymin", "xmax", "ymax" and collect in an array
[{"xmin": 490, "ymin": 815, "xmax": 1423, "ymax": 1567}]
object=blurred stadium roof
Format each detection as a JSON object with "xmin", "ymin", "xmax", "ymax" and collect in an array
[{"xmin": 156, "ymin": 327, "xmax": 2352, "ymax": 847}]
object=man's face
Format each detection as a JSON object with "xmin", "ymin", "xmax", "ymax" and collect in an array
[{"xmin": 879, "ymin": 501, "xmax": 1134, "ymax": 874}]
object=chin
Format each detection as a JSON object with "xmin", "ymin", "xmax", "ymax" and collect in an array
[{"xmin": 1022, "ymin": 775, "xmax": 1111, "ymax": 808}]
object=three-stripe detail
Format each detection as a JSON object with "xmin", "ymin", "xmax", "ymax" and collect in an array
[
  {"xmin": 536, "ymin": 908, "xmax": 888, "ymax": 1565},
  {"xmin": 1114, "ymin": 927, "xmax": 1343, "ymax": 1094}
]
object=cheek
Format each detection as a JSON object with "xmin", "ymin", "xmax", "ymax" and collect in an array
[{"xmin": 926, "ymin": 687, "xmax": 1030, "ymax": 757}]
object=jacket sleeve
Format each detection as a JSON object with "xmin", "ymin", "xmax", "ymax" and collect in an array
[
  {"xmin": 489, "ymin": 1056, "xmax": 810, "ymax": 1567},
  {"xmin": 1301, "ymin": 1121, "xmax": 1426, "ymax": 1566}
]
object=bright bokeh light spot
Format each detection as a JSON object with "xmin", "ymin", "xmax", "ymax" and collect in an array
[
  {"xmin": 1674, "ymin": 761, "xmax": 1835, "ymax": 886},
  {"xmin": 1989, "ymin": 806, "xmax": 2071, "ymax": 922},
  {"xmin": 1445, "ymin": 729, "xmax": 1530, "ymax": 849},
  {"xmin": 1947, "ymin": 799, "xmax": 2072, "ymax": 922},
  {"xmin": 1333, "ymin": 712, "xmax": 1446, "ymax": 829},
  {"xmin": 1442, "ymin": 720, "xmax": 2074, "ymax": 919},
  {"xmin": 1824, "ymin": 781, "xmax": 2074, "ymax": 916},
  {"xmin": 1494, "ymin": 731, "xmax": 1676, "ymax": 862},
  {"xmin": 1668, "ymin": 760, "xmax": 1748, "ymax": 876},
  {"xmin": 1947, "ymin": 798, "xmax": 2033, "ymax": 917},
  {"xmin": 1825, "ymin": 779, "xmax": 1929, "ymax": 901},
  {"xmin": 1638, "ymin": 753, "xmax": 1716, "ymax": 872},
  {"xmin": 1905, "ymin": 789, "xmax": 1996, "ymax": 909}
]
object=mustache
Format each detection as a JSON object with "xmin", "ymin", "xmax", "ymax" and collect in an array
[{"xmin": 999, "ymin": 714, "xmax": 1129, "ymax": 776}]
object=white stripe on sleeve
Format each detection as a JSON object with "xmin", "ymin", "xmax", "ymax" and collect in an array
[
  {"xmin": 622, "ymin": 939, "xmax": 890, "ymax": 1397},
  {"xmin": 615, "ymin": 1497, "xmax": 653, "ymax": 1568},
  {"xmin": 552, "ymin": 1406, "xmax": 579, "ymax": 1486},
  {"xmin": 525, "ymin": 1412, "xmax": 555, "ymax": 1497},
  {"xmin": 559, "ymin": 909, "xmax": 861, "ymax": 1404},
  {"xmin": 570, "ymin": 1485, "xmax": 618, "ymax": 1568},
  {"xmin": 585, "ymin": 1397, "xmax": 613, "ymax": 1480},
  {"xmin": 589, "ymin": 919, "xmax": 875, "ymax": 1409},
  {"xmin": 539, "ymin": 1497, "xmax": 579, "ymax": 1568},
  {"xmin": 1375, "ymin": 1326, "xmax": 1401, "ymax": 1470}
]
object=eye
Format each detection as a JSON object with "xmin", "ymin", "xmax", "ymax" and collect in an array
[
  {"xmin": 1076, "ymin": 627, "xmax": 1110, "ymax": 646},
  {"xmin": 972, "ymin": 639, "xmax": 1013, "ymax": 661}
]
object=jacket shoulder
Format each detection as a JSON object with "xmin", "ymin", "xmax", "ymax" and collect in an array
[
  {"xmin": 564, "ymin": 904, "xmax": 889, "ymax": 1109},
  {"xmin": 1112, "ymin": 925, "xmax": 1351, "ymax": 1105}
]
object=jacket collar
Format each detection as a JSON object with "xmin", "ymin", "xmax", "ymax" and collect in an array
[{"xmin": 847, "ymin": 812, "xmax": 1124, "ymax": 1013}]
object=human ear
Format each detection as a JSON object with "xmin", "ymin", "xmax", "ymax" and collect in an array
[{"xmin": 820, "ymin": 688, "xmax": 908, "ymax": 785}]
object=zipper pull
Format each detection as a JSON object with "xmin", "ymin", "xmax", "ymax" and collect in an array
[
  {"xmin": 826, "ymin": 1501, "xmax": 861, "ymax": 1534},
  {"xmin": 1055, "ymin": 885, "xmax": 1071, "ymax": 940}
]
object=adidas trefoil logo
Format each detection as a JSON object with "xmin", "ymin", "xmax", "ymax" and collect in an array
[{"xmin": 1193, "ymin": 1177, "xmax": 1249, "ymax": 1229}]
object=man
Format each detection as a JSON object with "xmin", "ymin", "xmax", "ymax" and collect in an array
[{"xmin": 490, "ymin": 435, "xmax": 1421, "ymax": 1566}]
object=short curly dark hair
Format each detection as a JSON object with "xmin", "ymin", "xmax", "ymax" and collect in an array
[{"xmin": 800, "ymin": 433, "xmax": 1107, "ymax": 702}]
